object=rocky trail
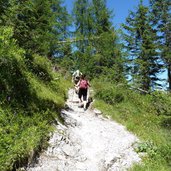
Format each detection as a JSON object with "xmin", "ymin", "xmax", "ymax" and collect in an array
[{"xmin": 27, "ymin": 89, "xmax": 141, "ymax": 171}]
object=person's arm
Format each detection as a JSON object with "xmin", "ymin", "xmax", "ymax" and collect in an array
[{"xmin": 87, "ymin": 80, "xmax": 91, "ymax": 87}]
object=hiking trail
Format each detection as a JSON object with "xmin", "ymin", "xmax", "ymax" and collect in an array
[{"xmin": 27, "ymin": 89, "xmax": 141, "ymax": 171}]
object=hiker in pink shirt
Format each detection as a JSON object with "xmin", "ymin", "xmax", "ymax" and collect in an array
[{"xmin": 76, "ymin": 74, "xmax": 91, "ymax": 111}]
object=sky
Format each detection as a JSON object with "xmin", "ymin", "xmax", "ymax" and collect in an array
[
  {"xmin": 64, "ymin": 0, "xmax": 149, "ymax": 28},
  {"xmin": 64, "ymin": 0, "xmax": 168, "ymax": 89},
  {"xmin": 107, "ymin": 0, "xmax": 149, "ymax": 28}
]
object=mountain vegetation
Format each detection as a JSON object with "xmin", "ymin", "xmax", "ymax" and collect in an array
[{"xmin": 0, "ymin": 0, "xmax": 170, "ymax": 170}]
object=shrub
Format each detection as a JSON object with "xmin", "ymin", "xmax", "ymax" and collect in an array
[
  {"xmin": 135, "ymin": 141, "xmax": 158, "ymax": 158},
  {"xmin": 0, "ymin": 26, "xmax": 70, "ymax": 170},
  {"xmin": 26, "ymin": 54, "xmax": 53, "ymax": 82},
  {"xmin": 95, "ymin": 87, "xmax": 125, "ymax": 105},
  {"xmin": 0, "ymin": 26, "xmax": 28, "ymax": 105},
  {"xmin": 151, "ymin": 91, "xmax": 171, "ymax": 116}
]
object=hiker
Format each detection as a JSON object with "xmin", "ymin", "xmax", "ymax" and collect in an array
[
  {"xmin": 76, "ymin": 74, "xmax": 91, "ymax": 111},
  {"xmin": 72, "ymin": 69, "xmax": 82, "ymax": 85},
  {"xmin": 72, "ymin": 70, "xmax": 82, "ymax": 94}
]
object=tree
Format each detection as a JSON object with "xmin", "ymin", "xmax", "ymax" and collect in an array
[
  {"xmin": 73, "ymin": 0, "xmax": 90, "ymax": 53},
  {"xmin": 72, "ymin": 0, "xmax": 124, "ymax": 82},
  {"xmin": 122, "ymin": 1, "xmax": 162, "ymax": 91},
  {"xmin": 92, "ymin": 0, "xmax": 112, "ymax": 34},
  {"xmin": 0, "ymin": 0, "xmax": 10, "ymax": 24},
  {"xmin": 150, "ymin": 0, "xmax": 171, "ymax": 91},
  {"xmin": 2, "ymin": 0, "xmax": 70, "ymax": 57},
  {"xmin": 91, "ymin": 0, "xmax": 124, "ymax": 82},
  {"xmin": 49, "ymin": 0, "xmax": 71, "ymax": 58}
]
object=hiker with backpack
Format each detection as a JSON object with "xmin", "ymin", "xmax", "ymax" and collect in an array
[
  {"xmin": 76, "ymin": 74, "xmax": 91, "ymax": 111},
  {"xmin": 72, "ymin": 69, "xmax": 82, "ymax": 94},
  {"xmin": 72, "ymin": 69, "xmax": 82, "ymax": 85}
]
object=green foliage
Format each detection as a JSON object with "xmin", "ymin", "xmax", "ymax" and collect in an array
[
  {"xmin": 26, "ymin": 54, "xmax": 53, "ymax": 82},
  {"xmin": 0, "ymin": 26, "xmax": 70, "ymax": 170},
  {"xmin": 94, "ymin": 83, "xmax": 125, "ymax": 105},
  {"xmin": 73, "ymin": 0, "xmax": 89, "ymax": 53},
  {"xmin": 150, "ymin": 0, "xmax": 171, "ymax": 90},
  {"xmin": 1, "ymin": 0, "xmax": 70, "ymax": 57},
  {"xmin": 70, "ymin": 0, "xmax": 124, "ymax": 82},
  {"xmin": 122, "ymin": 2, "xmax": 162, "ymax": 91},
  {"xmin": 0, "ymin": 109, "xmax": 52, "ymax": 171},
  {"xmin": 151, "ymin": 91, "xmax": 171, "ymax": 116},
  {"xmin": 93, "ymin": 78, "xmax": 141, "ymax": 106},
  {"xmin": 0, "ymin": 26, "xmax": 26, "ymax": 104},
  {"xmin": 0, "ymin": 68, "xmax": 69, "ymax": 170},
  {"xmin": 135, "ymin": 141, "xmax": 158, "ymax": 158}
]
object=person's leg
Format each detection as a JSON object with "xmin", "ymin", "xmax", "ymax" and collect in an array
[
  {"xmin": 78, "ymin": 89, "xmax": 83, "ymax": 103},
  {"xmin": 83, "ymin": 101, "xmax": 86, "ymax": 110},
  {"xmin": 82, "ymin": 89, "xmax": 88, "ymax": 110}
]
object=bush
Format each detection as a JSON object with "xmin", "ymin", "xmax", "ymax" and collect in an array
[
  {"xmin": 26, "ymin": 54, "xmax": 53, "ymax": 82},
  {"xmin": 0, "ymin": 26, "xmax": 70, "ymax": 170},
  {"xmin": 0, "ymin": 26, "xmax": 28, "ymax": 105},
  {"xmin": 92, "ymin": 79, "xmax": 133, "ymax": 105},
  {"xmin": 135, "ymin": 141, "xmax": 158, "ymax": 158},
  {"xmin": 151, "ymin": 91, "xmax": 171, "ymax": 116},
  {"xmin": 95, "ymin": 87, "xmax": 125, "ymax": 105}
]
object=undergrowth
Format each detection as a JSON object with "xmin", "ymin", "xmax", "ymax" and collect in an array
[
  {"xmin": 0, "ymin": 27, "xmax": 71, "ymax": 171},
  {"xmin": 92, "ymin": 79, "xmax": 171, "ymax": 171}
]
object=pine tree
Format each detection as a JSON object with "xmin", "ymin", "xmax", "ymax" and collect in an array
[
  {"xmin": 73, "ymin": 0, "xmax": 90, "ymax": 53},
  {"xmin": 122, "ymin": 1, "xmax": 162, "ymax": 91},
  {"xmin": 2, "ymin": 0, "xmax": 70, "ymax": 57},
  {"xmin": 72, "ymin": 0, "xmax": 98, "ymax": 75},
  {"xmin": 0, "ymin": 0, "xmax": 10, "ymax": 24},
  {"xmin": 92, "ymin": 0, "xmax": 112, "ymax": 34},
  {"xmin": 48, "ymin": 0, "xmax": 71, "ymax": 58},
  {"xmin": 150, "ymin": 0, "xmax": 171, "ymax": 91},
  {"xmin": 72, "ymin": 0, "xmax": 124, "ymax": 82},
  {"xmin": 91, "ymin": 0, "xmax": 124, "ymax": 82}
]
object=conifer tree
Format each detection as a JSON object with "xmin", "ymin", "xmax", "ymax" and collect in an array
[
  {"xmin": 122, "ymin": 1, "xmax": 162, "ymax": 91},
  {"xmin": 72, "ymin": 0, "xmax": 124, "ymax": 82},
  {"xmin": 2, "ymin": 0, "xmax": 70, "ymax": 57},
  {"xmin": 91, "ymin": 0, "xmax": 124, "ymax": 82},
  {"xmin": 73, "ymin": 0, "xmax": 89, "ymax": 53},
  {"xmin": 150, "ymin": 0, "xmax": 171, "ymax": 91},
  {"xmin": 0, "ymin": 0, "xmax": 10, "ymax": 24},
  {"xmin": 92, "ymin": 0, "xmax": 112, "ymax": 34},
  {"xmin": 49, "ymin": 0, "xmax": 71, "ymax": 58}
]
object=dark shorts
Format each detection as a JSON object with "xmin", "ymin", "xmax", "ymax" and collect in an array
[{"xmin": 78, "ymin": 88, "xmax": 87, "ymax": 101}]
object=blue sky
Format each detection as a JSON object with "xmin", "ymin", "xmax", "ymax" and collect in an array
[
  {"xmin": 64, "ymin": 0, "xmax": 149, "ymax": 28},
  {"xmin": 107, "ymin": 0, "xmax": 149, "ymax": 28}
]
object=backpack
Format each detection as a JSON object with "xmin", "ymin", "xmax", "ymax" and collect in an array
[{"xmin": 79, "ymin": 79, "xmax": 88, "ymax": 89}]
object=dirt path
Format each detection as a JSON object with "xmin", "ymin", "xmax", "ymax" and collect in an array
[{"xmin": 27, "ymin": 89, "xmax": 141, "ymax": 171}]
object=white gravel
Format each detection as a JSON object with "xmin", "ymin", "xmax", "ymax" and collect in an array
[{"xmin": 27, "ymin": 89, "xmax": 141, "ymax": 171}]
